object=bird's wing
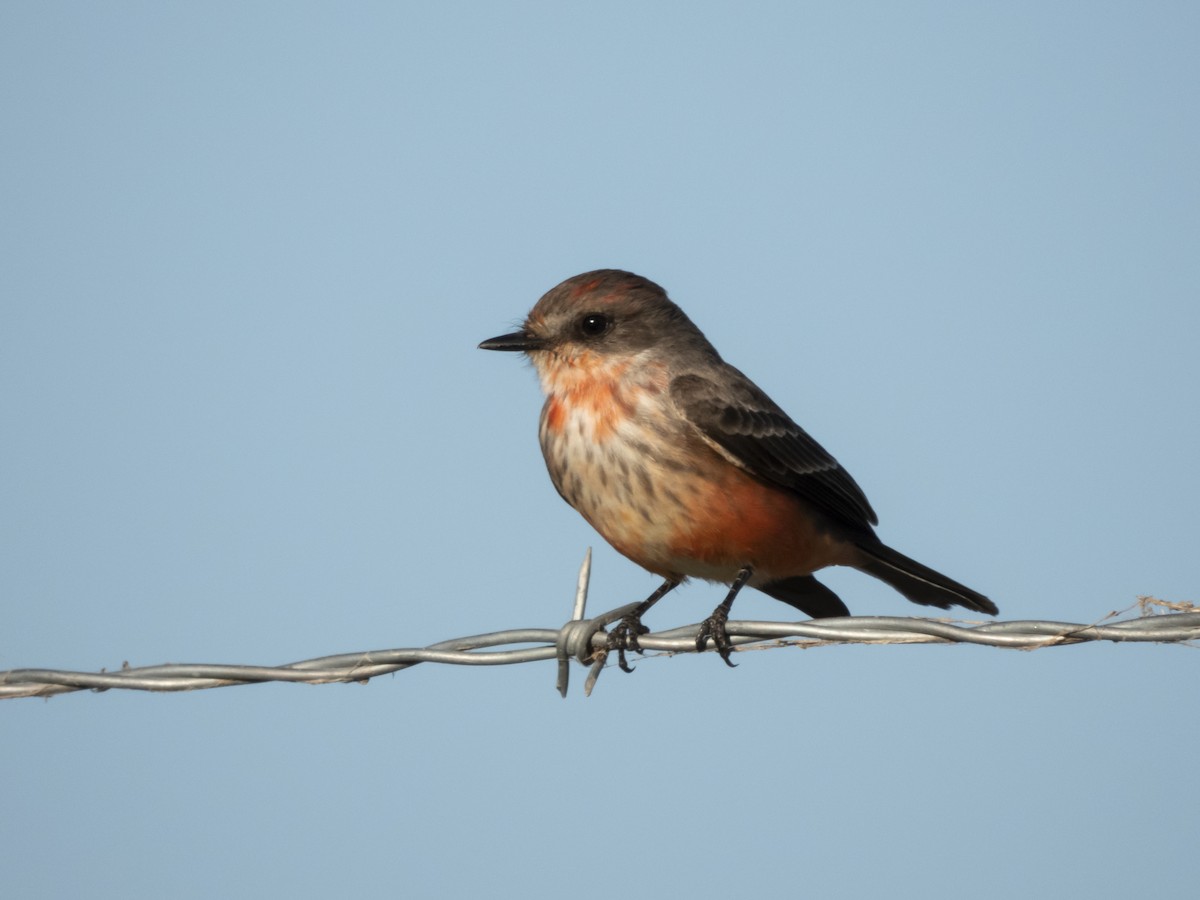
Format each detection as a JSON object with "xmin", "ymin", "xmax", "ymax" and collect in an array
[{"xmin": 670, "ymin": 369, "xmax": 879, "ymax": 531}]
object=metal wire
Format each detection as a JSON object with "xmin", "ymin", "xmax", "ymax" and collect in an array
[{"xmin": 3, "ymin": 549, "xmax": 1196, "ymax": 700}]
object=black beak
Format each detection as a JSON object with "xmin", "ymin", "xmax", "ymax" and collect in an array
[{"xmin": 478, "ymin": 330, "xmax": 543, "ymax": 352}]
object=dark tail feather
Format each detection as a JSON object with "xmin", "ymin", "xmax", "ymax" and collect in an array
[
  {"xmin": 758, "ymin": 575, "xmax": 851, "ymax": 619},
  {"xmin": 852, "ymin": 541, "xmax": 998, "ymax": 616}
]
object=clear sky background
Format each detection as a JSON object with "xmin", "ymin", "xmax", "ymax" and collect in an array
[{"xmin": 2, "ymin": 3, "xmax": 1197, "ymax": 897}]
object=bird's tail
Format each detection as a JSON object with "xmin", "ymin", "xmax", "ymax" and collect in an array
[
  {"xmin": 758, "ymin": 575, "xmax": 851, "ymax": 619},
  {"xmin": 852, "ymin": 540, "xmax": 998, "ymax": 616}
]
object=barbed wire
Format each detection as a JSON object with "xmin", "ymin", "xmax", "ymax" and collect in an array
[{"xmin": 3, "ymin": 550, "xmax": 1196, "ymax": 700}]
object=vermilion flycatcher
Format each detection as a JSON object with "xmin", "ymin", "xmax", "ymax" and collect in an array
[{"xmin": 481, "ymin": 269, "xmax": 996, "ymax": 667}]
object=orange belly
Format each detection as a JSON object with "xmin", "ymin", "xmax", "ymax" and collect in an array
[
  {"xmin": 657, "ymin": 457, "xmax": 850, "ymax": 584},
  {"xmin": 541, "ymin": 393, "xmax": 848, "ymax": 584},
  {"xmin": 533, "ymin": 352, "xmax": 849, "ymax": 586}
]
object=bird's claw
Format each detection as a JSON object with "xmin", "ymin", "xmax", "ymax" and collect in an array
[
  {"xmin": 607, "ymin": 615, "xmax": 650, "ymax": 673},
  {"xmin": 695, "ymin": 609, "xmax": 737, "ymax": 667}
]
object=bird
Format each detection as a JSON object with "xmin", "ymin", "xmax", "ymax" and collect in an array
[{"xmin": 479, "ymin": 269, "xmax": 996, "ymax": 668}]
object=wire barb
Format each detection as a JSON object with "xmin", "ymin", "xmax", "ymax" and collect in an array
[{"xmin": 2, "ymin": 587, "xmax": 1195, "ymax": 700}]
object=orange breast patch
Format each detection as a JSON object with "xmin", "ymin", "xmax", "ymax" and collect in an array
[{"xmin": 539, "ymin": 356, "xmax": 635, "ymax": 443}]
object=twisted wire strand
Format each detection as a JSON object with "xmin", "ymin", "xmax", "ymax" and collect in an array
[{"xmin": 3, "ymin": 551, "xmax": 1195, "ymax": 700}]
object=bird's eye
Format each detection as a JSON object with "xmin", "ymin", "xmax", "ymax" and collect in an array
[{"xmin": 579, "ymin": 313, "xmax": 611, "ymax": 337}]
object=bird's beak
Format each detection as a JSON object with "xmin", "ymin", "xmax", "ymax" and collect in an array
[{"xmin": 478, "ymin": 330, "xmax": 544, "ymax": 352}]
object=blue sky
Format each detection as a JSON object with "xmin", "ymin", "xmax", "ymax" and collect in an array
[{"xmin": 2, "ymin": 3, "xmax": 1197, "ymax": 897}]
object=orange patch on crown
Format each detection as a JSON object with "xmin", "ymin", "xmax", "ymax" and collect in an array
[{"xmin": 570, "ymin": 278, "xmax": 605, "ymax": 298}]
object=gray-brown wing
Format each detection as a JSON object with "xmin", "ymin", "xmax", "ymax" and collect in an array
[{"xmin": 670, "ymin": 369, "xmax": 879, "ymax": 531}]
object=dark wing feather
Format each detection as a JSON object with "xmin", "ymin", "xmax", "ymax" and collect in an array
[{"xmin": 670, "ymin": 369, "xmax": 878, "ymax": 531}]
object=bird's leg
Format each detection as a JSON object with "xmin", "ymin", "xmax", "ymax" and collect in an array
[
  {"xmin": 696, "ymin": 566, "xmax": 754, "ymax": 667},
  {"xmin": 608, "ymin": 578, "xmax": 680, "ymax": 673}
]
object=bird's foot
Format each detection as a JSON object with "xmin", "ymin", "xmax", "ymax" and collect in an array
[
  {"xmin": 607, "ymin": 615, "xmax": 650, "ymax": 673},
  {"xmin": 695, "ymin": 607, "xmax": 737, "ymax": 667}
]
